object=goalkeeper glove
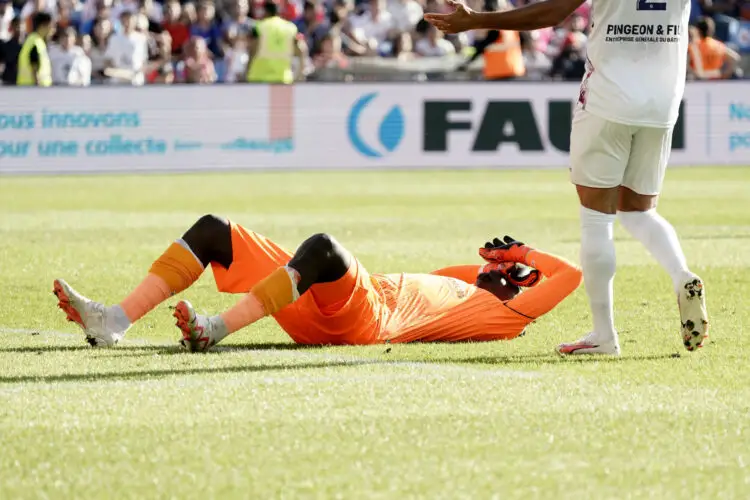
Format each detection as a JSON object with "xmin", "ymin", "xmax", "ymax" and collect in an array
[
  {"xmin": 480, "ymin": 261, "xmax": 541, "ymax": 288},
  {"xmin": 479, "ymin": 235, "xmax": 533, "ymax": 264}
]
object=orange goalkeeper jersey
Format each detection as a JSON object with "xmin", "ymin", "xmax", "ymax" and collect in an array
[
  {"xmin": 378, "ymin": 249, "xmax": 581, "ymax": 343},
  {"xmin": 281, "ymin": 249, "xmax": 582, "ymax": 345},
  {"xmin": 372, "ymin": 272, "xmax": 530, "ymax": 343}
]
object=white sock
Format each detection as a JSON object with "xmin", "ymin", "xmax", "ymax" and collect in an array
[
  {"xmin": 209, "ymin": 316, "xmax": 230, "ymax": 345},
  {"xmin": 580, "ymin": 206, "xmax": 617, "ymax": 341},
  {"xmin": 106, "ymin": 304, "xmax": 132, "ymax": 334},
  {"xmin": 617, "ymin": 209, "xmax": 691, "ymax": 294}
]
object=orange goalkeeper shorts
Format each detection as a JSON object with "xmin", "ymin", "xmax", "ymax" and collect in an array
[{"xmin": 211, "ymin": 222, "xmax": 386, "ymax": 345}]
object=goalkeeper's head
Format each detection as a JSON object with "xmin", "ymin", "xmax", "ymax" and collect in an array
[{"xmin": 475, "ymin": 263, "xmax": 540, "ymax": 302}]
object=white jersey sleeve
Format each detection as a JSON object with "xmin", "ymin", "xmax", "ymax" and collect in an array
[{"xmin": 579, "ymin": 0, "xmax": 691, "ymax": 127}]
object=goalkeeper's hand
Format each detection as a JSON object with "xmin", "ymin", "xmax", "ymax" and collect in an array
[
  {"xmin": 479, "ymin": 235, "xmax": 533, "ymax": 264},
  {"xmin": 480, "ymin": 261, "xmax": 541, "ymax": 288}
]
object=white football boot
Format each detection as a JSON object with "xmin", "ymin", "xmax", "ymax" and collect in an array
[
  {"xmin": 53, "ymin": 279, "xmax": 126, "ymax": 347},
  {"xmin": 678, "ymin": 275, "xmax": 709, "ymax": 352},
  {"xmin": 173, "ymin": 300, "xmax": 227, "ymax": 353},
  {"xmin": 556, "ymin": 331, "xmax": 621, "ymax": 356}
]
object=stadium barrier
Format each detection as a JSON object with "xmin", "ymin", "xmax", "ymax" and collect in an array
[{"xmin": 0, "ymin": 81, "xmax": 748, "ymax": 174}]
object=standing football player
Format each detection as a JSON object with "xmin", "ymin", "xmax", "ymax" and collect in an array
[{"xmin": 425, "ymin": 0, "xmax": 708, "ymax": 355}]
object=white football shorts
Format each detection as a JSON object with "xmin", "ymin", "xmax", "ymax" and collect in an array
[{"xmin": 569, "ymin": 109, "xmax": 674, "ymax": 196}]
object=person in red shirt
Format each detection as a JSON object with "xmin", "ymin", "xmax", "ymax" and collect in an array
[
  {"xmin": 161, "ymin": 0, "xmax": 191, "ymax": 55},
  {"xmin": 53, "ymin": 215, "xmax": 582, "ymax": 350}
]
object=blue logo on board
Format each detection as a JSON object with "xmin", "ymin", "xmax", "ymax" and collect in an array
[{"xmin": 347, "ymin": 93, "xmax": 404, "ymax": 158}]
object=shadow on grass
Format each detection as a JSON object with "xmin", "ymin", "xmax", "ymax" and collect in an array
[
  {"xmin": 447, "ymin": 352, "xmax": 682, "ymax": 366},
  {"xmin": 0, "ymin": 359, "xmax": 378, "ymax": 384},
  {"xmin": 0, "ymin": 342, "xmax": 319, "ymax": 354}
]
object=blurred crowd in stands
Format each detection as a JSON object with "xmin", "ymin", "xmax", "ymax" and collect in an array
[{"xmin": 1, "ymin": 0, "xmax": 748, "ymax": 85}]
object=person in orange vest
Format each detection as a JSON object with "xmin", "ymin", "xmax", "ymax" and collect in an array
[
  {"xmin": 688, "ymin": 16, "xmax": 741, "ymax": 80},
  {"xmin": 457, "ymin": 0, "xmax": 524, "ymax": 80}
]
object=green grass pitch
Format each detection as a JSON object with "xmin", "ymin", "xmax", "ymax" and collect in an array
[{"xmin": 1, "ymin": 168, "xmax": 749, "ymax": 499}]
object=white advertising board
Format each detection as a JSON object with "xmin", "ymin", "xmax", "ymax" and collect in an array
[
  {"xmin": 0, "ymin": 82, "xmax": 748, "ymax": 174},
  {"xmin": 0, "ymin": 85, "xmax": 296, "ymax": 174}
]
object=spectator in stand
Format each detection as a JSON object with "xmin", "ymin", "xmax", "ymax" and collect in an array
[
  {"xmin": 20, "ymin": 0, "xmax": 58, "ymax": 35},
  {"xmin": 177, "ymin": 35, "xmax": 216, "ymax": 83},
  {"xmin": 389, "ymin": 0, "xmax": 422, "ymax": 34},
  {"xmin": 688, "ymin": 16, "xmax": 741, "ymax": 79},
  {"xmin": 49, "ymin": 25, "xmax": 92, "ymax": 84},
  {"xmin": 312, "ymin": 31, "xmax": 347, "ymax": 69},
  {"xmin": 191, "ymin": 0, "xmax": 224, "ymax": 58},
  {"xmin": 544, "ymin": 13, "xmax": 587, "ymax": 81},
  {"xmin": 424, "ymin": 0, "xmax": 451, "ymax": 14},
  {"xmin": 104, "ymin": 10, "xmax": 148, "ymax": 84},
  {"xmin": 391, "ymin": 30, "xmax": 415, "ymax": 60},
  {"xmin": 134, "ymin": 0, "xmax": 163, "ymax": 33},
  {"xmin": 350, "ymin": 0, "xmax": 395, "ymax": 56},
  {"xmin": 222, "ymin": 24, "xmax": 249, "ymax": 81},
  {"xmin": 0, "ymin": 16, "xmax": 21, "ymax": 85},
  {"xmin": 0, "ymin": 0, "xmax": 13, "ymax": 42},
  {"xmin": 700, "ymin": 0, "xmax": 742, "ymax": 18},
  {"xmin": 415, "ymin": 22, "xmax": 455, "ymax": 56},
  {"xmin": 296, "ymin": 1, "xmax": 328, "ymax": 54},
  {"xmin": 222, "ymin": 0, "xmax": 253, "ymax": 37},
  {"xmin": 457, "ymin": 0, "xmax": 525, "ymax": 80},
  {"xmin": 326, "ymin": 0, "xmax": 367, "ymax": 56},
  {"xmin": 87, "ymin": 17, "xmax": 112, "ymax": 82},
  {"xmin": 691, "ymin": 0, "xmax": 704, "ymax": 23},
  {"xmin": 162, "ymin": 0, "xmax": 190, "ymax": 55},
  {"xmin": 79, "ymin": 0, "xmax": 111, "ymax": 35},
  {"xmin": 145, "ymin": 30, "xmax": 174, "ymax": 83},
  {"xmin": 548, "ymin": 27, "xmax": 586, "ymax": 81},
  {"xmin": 519, "ymin": 30, "xmax": 550, "ymax": 80},
  {"xmin": 701, "ymin": 0, "xmax": 742, "ymax": 44},
  {"xmin": 56, "ymin": 0, "xmax": 83, "ymax": 32}
]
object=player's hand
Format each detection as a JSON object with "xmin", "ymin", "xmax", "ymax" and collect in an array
[
  {"xmin": 424, "ymin": 0, "xmax": 478, "ymax": 34},
  {"xmin": 479, "ymin": 235, "xmax": 533, "ymax": 264},
  {"xmin": 479, "ymin": 261, "xmax": 541, "ymax": 288}
]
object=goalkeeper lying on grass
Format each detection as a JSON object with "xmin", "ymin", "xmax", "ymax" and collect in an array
[{"xmin": 54, "ymin": 215, "xmax": 582, "ymax": 351}]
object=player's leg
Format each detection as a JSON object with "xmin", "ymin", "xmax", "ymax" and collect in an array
[
  {"xmin": 617, "ymin": 128, "xmax": 708, "ymax": 351},
  {"xmin": 175, "ymin": 233, "xmax": 356, "ymax": 351},
  {"xmin": 557, "ymin": 111, "xmax": 633, "ymax": 356},
  {"xmin": 54, "ymin": 214, "xmax": 233, "ymax": 346}
]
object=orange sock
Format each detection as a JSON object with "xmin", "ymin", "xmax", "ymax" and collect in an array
[
  {"xmin": 219, "ymin": 267, "xmax": 300, "ymax": 334},
  {"xmin": 220, "ymin": 293, "xmax": 266, "ymax": 334},
  {"xmin": 120, "ymin": 274, "xmax": 172, "ymax": 322},
  {"xmin": 119, "ymin": 241, "xmax": 204, "ymax": 322}
]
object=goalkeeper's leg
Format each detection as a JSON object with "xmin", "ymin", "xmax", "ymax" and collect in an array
[
  {"xmin": 53, "ymin": 214, "xmax": 232, "ymax": 347},
  {"xmin": 174, "ymin": 233, "xmax": 353, "ymax": 352}
]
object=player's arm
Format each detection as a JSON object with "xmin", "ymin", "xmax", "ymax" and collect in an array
[
  {"xmin": 29, "ymin": 45, "xmax": 40, "ymax": 85},
  {"xmin": 480, "ymin": 237, "xmax": 581, "ymax": 320},
  {"xmin": 424, "ymin": 0, "xmax": 586, "ymax": 34},
  {"xmin": 248, "ymin": 26, "xmax": 258, "ymax": 62},
  {"xmin": 431, "ymin": 265, "xmax": 482, "ymax": 284},
  {"xmin": 294, "ymin": 34, "xmax": 307, "ymax": 82},
  {"xmin": 504, "ymin": 248, "xmax": 581, "ymax": 319},
  {"xmin": 722, "ymin": 45, "xmax": 741, "ymax": 79}
]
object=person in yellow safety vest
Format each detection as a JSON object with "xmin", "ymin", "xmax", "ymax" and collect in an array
[
  {"xmin": 688, "ymin": 17, "xmax": 741, "ymax": 80},
  {"xmin": 457, "ymin": 0, "xmax": 524, "ymax": 80},
  {"xmin": 247, "ymin": 0, "xmax": 307, "ymax": 84},
  {"xmin": 17, "ymin": 12, "xmax": 54, "ymax": 87}
]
